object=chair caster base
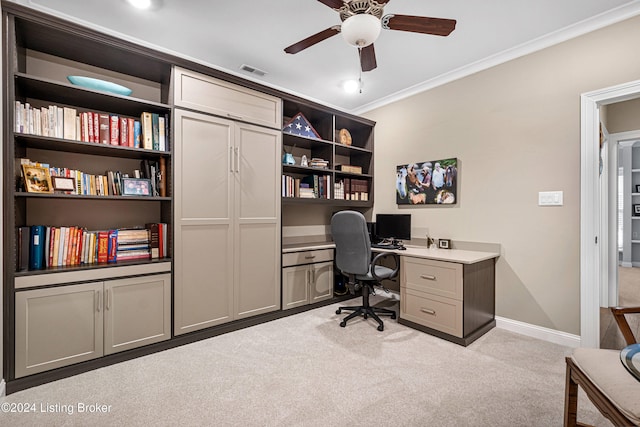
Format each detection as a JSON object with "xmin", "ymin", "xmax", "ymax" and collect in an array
[
  {"xmin": 336, "ymin": 309, "xmax": 341, "ymax": 315},
  {"xmin": 339, "ymin": 321, "xmax": 346, "ymax": 327},
  {"xmin": 377, "ymin": 325, "xmax": 384, "ymax": 331}
]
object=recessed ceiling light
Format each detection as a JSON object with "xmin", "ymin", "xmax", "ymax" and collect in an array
[
  {"xmin": 343, "ymin": 79, "xmax": 361, "ymax": 94},
  {"xmin": 127, "ymin": 0, "xmax": 152, "ymax": 9}
]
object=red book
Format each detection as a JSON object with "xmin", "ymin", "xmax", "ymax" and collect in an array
[
  {"xmin": 97, "ymin": 231, "xmax": 109, "ymax": 263},
  {"xmin": 75, "ymin": 228, "xmax": 84, "ymax": 265},
  {"xmin": 48, "ymin": 226, "xmax": 56, "ymax": 267},
  {"xmin": 107, "ymin": 229, "xmax": 118, "ymax": 263},
  {"xmin": 98, "ymin": 114, "xmax": 110, "ymax": 144},
  {"xmin": 109, "ymin": 115, "xmax": 119, "ymax": 145},
  {"xmin": 92, "ymin": 112, "xmax": 100, "ymax": 143},
  {"xmin": 127, "ymin": 118, "xmax": 135, "ymax": 147},
  {"xmin": 87, "ymin": 111, "xmax": 94, "ymax": 143},
  {"xmin": 120, "ymin": 117, "xmax": 128, "ymax": 146}
]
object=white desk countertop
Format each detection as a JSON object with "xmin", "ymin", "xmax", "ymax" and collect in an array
[{"xmin": 282, "ymin": 243, "xmax": 499, "ymax": 264}]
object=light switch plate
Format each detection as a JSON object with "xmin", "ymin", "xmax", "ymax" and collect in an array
[{"xmin": 538, "ymin": 191, "xmax": 563, "ymax": 206}]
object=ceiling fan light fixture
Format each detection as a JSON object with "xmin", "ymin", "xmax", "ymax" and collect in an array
[
  {"xmin": 341, "ymin": 14, "xmax": 381, "ymax": 48},
  {"xmin": 127, "ymin": 0, "xmax": 152, "ymax": 9},
  {"xmin": 343, "ymin": 79, "xmax": 361, "ymax": 94}
]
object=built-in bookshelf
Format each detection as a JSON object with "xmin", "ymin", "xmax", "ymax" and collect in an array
[
  {"xmin": 3, "ymin": 4, "xmax": 174, "ymax": 385},
  {"xmin": 281, "ymin": 99, "xmax": 375, "ymax": 207}
]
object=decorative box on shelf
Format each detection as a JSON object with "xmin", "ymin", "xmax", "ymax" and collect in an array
[{"xmin": 336, "ymin": 164, "xmax": 362, "ymax": 174}]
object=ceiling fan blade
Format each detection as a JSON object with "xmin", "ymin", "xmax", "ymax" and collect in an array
[
  {"xmin": 284, "ymin": 26, "xmax": 341, "ymax": 54},
  {"xmin": 360, "ymin": 44, "xmax": 377, "ymax": 72},
  {"xmin": 317, "ymin": 0, "xmax": 345, "ymax": 9},
  {"xmin": 382, "ymin": 14, "xmax": 456, "ymax": 36}
]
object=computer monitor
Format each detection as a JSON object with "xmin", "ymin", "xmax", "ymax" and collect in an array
[{"xmin": 375, "ymin": 214, "xmax": 411, "ymax": 243}]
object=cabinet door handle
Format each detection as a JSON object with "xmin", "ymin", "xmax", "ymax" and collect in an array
[
  {"xmin": 304, "ymin": 255, "xmax": 316, "ymax": 260},
  {"xmin": 235, "ymin": 147, "xmax": 240, "ymax": 173},
  {"xmin": 105, "ymin": 289, "xmax": 110, "ymax": 311},
  {"xmin": 420, "ymin": 274, "xmax": 436, "ymax": 281},
  {"xmin": 229, "ymin": 147, "xmax": 234, "ymax": 172},
  {"xmin": 311, "ymin": 268, "xmax": 316, "ymax": 284},
  {"xmin": 96, "ymin": 290, "xmax": 101, "ymax": 312},
  {"xmin": 306, "ymin": 269, "xmax": 310, "ymax": 286},
  {"xmin": 227, "ymin": 113, "xmax": 243, "ymax": 120},
  {"xmin": 420, "ymin": 308, "xmax": 436, "ymax": 315}
]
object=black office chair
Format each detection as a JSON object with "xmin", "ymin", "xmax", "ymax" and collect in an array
[{"xmin": 331, "ymin": 210, "xmax": 399, "ymax": 331}]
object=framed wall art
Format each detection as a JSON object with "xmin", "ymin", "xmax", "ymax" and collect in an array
[{"xmin": 396, "ymin": 158, "xmax": 457, "ymax": 205}]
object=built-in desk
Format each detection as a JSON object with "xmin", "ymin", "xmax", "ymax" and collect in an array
[{"xmin": 283, "ymin": 243, "xmax": 499, "ymax": 346}]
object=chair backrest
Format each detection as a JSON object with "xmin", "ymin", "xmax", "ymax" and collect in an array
[{"xmin": 331, "ymin": 210, "xmax": 371, "ymax": 276}]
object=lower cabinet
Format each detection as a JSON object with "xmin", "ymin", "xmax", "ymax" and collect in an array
[
  {"xmin": 399, "ymin": 256, "xmax": 495, "ymax": 346},
  {"xmin": 282, "ymin": 249, "xmax": 334, "ymax": 310},
  {"xmin": 15, "ymin": 273, "xmax": 171, "ymax": 378}
]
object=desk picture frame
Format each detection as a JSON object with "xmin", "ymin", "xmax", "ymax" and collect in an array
[
  {"xmin": 636, "ymin": 185, "xmax": 640, "ymax": 193},
  {"xmin": 22, "ymin": 164, "xmax": 53, "ymax": 193},
  {"xmin": 634, "ymin": 204, "xmax": 640, "ymax": 216},
  {"xmin": 438, "ymin": 239, "xmax": 451, "ymax": 249},
  {"xmin": 122, "ymin": 178, "xmax": 151, "ymax": 196},
  {"xmin": 52, "ymin": 176, "xmax": 76, "ymax": 192}
]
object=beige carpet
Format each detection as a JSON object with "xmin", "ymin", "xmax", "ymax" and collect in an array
[{"xmin": 0, "ymin": 295, "xmax": 610, "ymax": 426}]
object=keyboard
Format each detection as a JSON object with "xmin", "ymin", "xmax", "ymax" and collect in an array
[{"xmin": 371, "ymin": 243, "xmax": 403, "ymax": 250}]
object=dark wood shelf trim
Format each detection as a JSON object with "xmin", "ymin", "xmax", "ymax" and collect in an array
[
  {"xmin": 15, "ymin": 192, "xmax": 171, "ymax": 201},
  {"xmin": 15, "ymin": 133, "xmax": 170, "ymax": 158}
]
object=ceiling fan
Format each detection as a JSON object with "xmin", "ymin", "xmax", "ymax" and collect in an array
[{"xmin": 284, "ymin": 0, "xmax": 456, "ymax": 72}]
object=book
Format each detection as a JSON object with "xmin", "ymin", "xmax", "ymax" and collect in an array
[
  {"xmin": 152, "ymin": 113, "xmax": 160, "ymax": 150},
  {"xmin": 92, "ymin": 112, "xmax": 100, "ymax": 143},
  {"xmin": 29, "ymin": 225, "xmax": 45, "ymax": 270},
  {"xmin": 133, "ymin": 120, "xmax": 141, "ymax": 148},
  {"xmin": 120, "ymin": 117, "xmax": 128, "ymax": 146},
  {"xmin": 147, "ymin": 223, "xmax": 160, "ymax": 258},
  {"xmin": 158, "ymin": 115, "xmax": 166, "ymax": 151},
  {"xmin": 141, "ymin": 112, "xmax": 153, "ymax": 150},
  {"xmin": 107, "ymin": 229, "xmax": 118, "ymax": 263},
  {"xmin": 97, "ymin": 231, "xmax": 109, "ymax": 263},
  {"xmin": 62, "ymin": 107, "xmax": 77, "ymax": 140},
  {"xmin": 109, "ymin": 115, "xmax": 119, "ymax": 145},
  {"xmin": 98, "ymin": 114, "xmax": 110, "ymax": 144},
  {"xmin": 127, "ymin": 118, "xmax": 135, "ymax": 147},
  {"xmin": 17, "ymin": 226, "xmax": 30, "ymax": 271}
]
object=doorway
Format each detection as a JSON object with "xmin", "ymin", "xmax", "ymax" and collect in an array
[{"xmin": 580, "ymin": 78, "xmax": 640, "ymax": 348}]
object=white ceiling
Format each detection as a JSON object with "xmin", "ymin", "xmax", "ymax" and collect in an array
[{"xmin": 11, "ymin": 0, "xmax": 640, "ymax": 113}]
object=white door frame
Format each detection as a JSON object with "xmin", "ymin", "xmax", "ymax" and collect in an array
[{"xmin": 581, "ymin": 79, "xmax": 640, "ymax": 348}]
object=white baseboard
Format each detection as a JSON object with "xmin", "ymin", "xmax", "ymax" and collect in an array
[
  {"xmin": 495, "ymin": 316, "xmax": 581, "ymax": 348},
  {"xmin": 0, "ymin": 379, "xmax": 5, "ymax": 397}
]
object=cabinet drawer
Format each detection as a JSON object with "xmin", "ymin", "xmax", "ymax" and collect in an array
[
  {"xmin": 401, "ymin": 287, "xmax": 463, "ymax": 338},
  {"xmin": 283, "ymin": 249, "xmax": 333, "ymax": 267},
  {"xmin": 174, "ymin": 67, "xmax": 281, "ymax": 129},
  {"xmin": 402, "ymin": 256, "xmax": 463, "ymax": 300}
]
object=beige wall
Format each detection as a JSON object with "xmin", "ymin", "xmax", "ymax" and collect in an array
[
  {"xmin": 607, "ymin": 97, "xmax": 640, "ymax": 133},
  {"xmin": 364, "ymin": 15, "xmax": 640, "ymax": 335}
]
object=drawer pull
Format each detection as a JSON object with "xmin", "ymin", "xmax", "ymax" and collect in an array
[
  {"xmin": 420, "ymin": 274, "xmax": 436, "ymax": 281},
  {"xmin": 420, "ymin": 308, "xmax": 436, "ymax": 315},
  {"xmin": 304, "ymin": 255, "xmax": 316, "ymax": 259},
  {"xmin": 227, "ymin": 113, "xmax": 244, "ymax": 120}
]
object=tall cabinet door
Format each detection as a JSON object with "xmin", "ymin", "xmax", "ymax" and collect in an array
[
  {"xmin": 174, "ymin": 110, "xmax": 235, "ymax": 335},
  {"xmin": 15, "ymin": 282, "xmax": 104, "ymax": 378},
  {"xmin": 234, "ymin": 123, "xmax": 281, "ymax": 318}
]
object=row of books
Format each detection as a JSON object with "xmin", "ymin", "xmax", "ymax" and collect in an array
[
  {"xmin": 334, "ymin": 178, "xmax": 369, "ymax": 201},
  {"xmin": 282, "ymin": 174, "xmax": 331, "ymax": 199},
  {"xmin": 14, "ymin": 102, "xmax": 168, "ymax": 151},
  {"xmin": 18, "ymin": 158, "xmax": 165, "ymax": 197},
  {"xmin": 17, "ymin": 223, "xmax": 168, "ymax": 271}
]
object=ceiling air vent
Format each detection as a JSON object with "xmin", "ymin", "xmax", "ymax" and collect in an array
[{"xmin": 240, "ymin": 64, "xmax": 267, "ymax": 77}]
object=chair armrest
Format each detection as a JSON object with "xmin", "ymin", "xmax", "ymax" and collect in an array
[
  {"xmin": 610, "ymin": 306, "xmax": 639, "ymax": 345},
  {"xmin": 370, "ymin": 252, "xmax": 400, "ymax": 282}
]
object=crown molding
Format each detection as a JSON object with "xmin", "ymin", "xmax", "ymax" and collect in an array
[{"xmin": 352, "ymin": 1, "xmax": 640, "ymax": 115}]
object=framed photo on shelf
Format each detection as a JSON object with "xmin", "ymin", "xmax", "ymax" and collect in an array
[
  {"xmin": 122, "ymin": 178, "xmax": 151, "ymax": 196},
  {"xmin": 634, "ymin": 204, "xmax": 640, "ymax": 216},
  {"xmin": 438, "ymin": 239, "xmax": 451, "ymax": 249},
  {"xmin": 22, "ymin": 165, "xmax": 53, "ymax": 193},
  {"xmin": 635, "ymin": 185, "xmax": 640, "ymax": 193},
  {"xmin": 52, "ymin": 176, "xmax": 76, "ymax": 192}
]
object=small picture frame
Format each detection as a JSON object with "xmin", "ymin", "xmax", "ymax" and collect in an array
[
  {"xmin": 122, "ymin": 178, "xmax": 151, "ymax": 196},
  {"xmin": 634, "ymin": 205, "xmax": 640, "ymax": 216},
  {"xmin": 52, "ymin": 176, "xmax": 76, "ymax": 192},
  {"xmin": 635, "ymin": 185, "xmax": 640, "ymax": 193},
  {"xmin": 438, "ymin": 239, "xmax": 451, "ymax": 249},
  {"xmin": 22, "ymin": 165, "xmax": 53, "ymax": 193}
]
